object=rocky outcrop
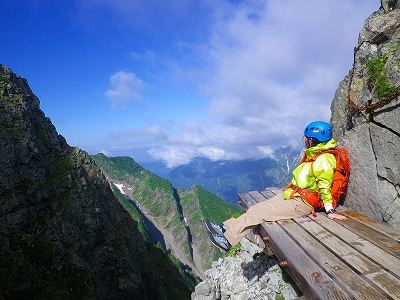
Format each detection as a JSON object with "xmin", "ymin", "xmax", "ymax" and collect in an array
[
  {"xmin": 330, "ymin": 1, "xmax": 400, "ymax": 229},
  {"xmin": 0, "ymin": 65, "xmax": 191, "ymax": 299},
  {"xmin": 191, "ymin": 239, "xmax": 300, "ymax": 300}
]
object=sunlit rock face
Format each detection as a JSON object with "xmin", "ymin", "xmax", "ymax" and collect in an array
[{"xmin": 330, "ymin": 2, "xmax": 400, "ymax": 229}]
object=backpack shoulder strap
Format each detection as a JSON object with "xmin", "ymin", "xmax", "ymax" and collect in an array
[
  {"xmin": 300, "ymin": 154, "xmax": 307, "ymax": 163},
  {"xmin": 301, "ymin": 151, "xmax": 325, "ymax": 163}
]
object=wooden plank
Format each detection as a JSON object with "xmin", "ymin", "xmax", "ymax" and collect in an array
[
  {"xmin": 238, "ymin": 191, "xmax": 269, "ymax": 210},
  {"xmin": 295, "ymin": 217, "xmax": 381, "ymax": 275},
  {"xmin": 259, "ymin": 187, "xmax": 282, "ymax": 200},
  {"xmin": 239, "ymin": 190, "xmax": 400, "ymax": 299},
  {"xmin": 335, "ymin": 215, "xmax": 400, "ymax": 259},
  {"xmin": 338, "ymin": 207, "xmax": 400, "ymax": 243},
  {"xmin": 295, "ymin": 216, "xmax": 400, "ymax": 299},
  {"xmin": 238, "ymin": 188, "xmax": 281, "ymax": 209},
  {"xmin": 298, "ymin": 216, "xmax": 400, "ymax": 300},
  {"xmin": 237, "ymin": 192, "xmax": 258, "ymax": 210},
  {"xmin": 262, "ymin": 221, "xmax": 352, "ymax": 300},
  {"xmin": 237, "ymin": 192, "xmax": 247, "ymax": 209},
  {"xmin": 365, "ymin": 270, "xmax": 400, "ymax": 300},
  {"xmin": 279, "ymin": 218, "xmax": 386, "ymax": 300},
  {"xmin": 248, "ymin": 191, "xmax": 268, "ymax": 203},
  {"xmin": 238, "ymin": 188, "xmax": 282, "ymax": 210},
  {"xmin": 309, "ymin": 214, "xmax": 400, "ymax": 278}
]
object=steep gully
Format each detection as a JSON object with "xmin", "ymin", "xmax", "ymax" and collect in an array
[{"xmin": 114, "ymin": 183, "xmax": 204, "ymax": 279}]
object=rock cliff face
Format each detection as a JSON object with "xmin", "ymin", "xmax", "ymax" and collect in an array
[
  {"xmin": 0, "ymin": 65, "xmax": 190, "ymax": 299},
  {"xmin": 331, "ymin": 0, "xmax": 400, "ymax": 229}
]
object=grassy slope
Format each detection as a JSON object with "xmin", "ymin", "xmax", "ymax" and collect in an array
[
  {"xmin": 92, "ymin": 153, "xmax": 243, "ymax": 272},
  {"xmin": 111, "ymin": 185, "xmax": 151, "ymax": 242},
  {"xmin": 178, "ymin": 185, "xmax": 242, "ymax": 266}
]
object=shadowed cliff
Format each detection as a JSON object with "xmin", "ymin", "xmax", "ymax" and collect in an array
[{"xmin": 0, "ymin": 65, "xmax": 191, "ymax": 299}]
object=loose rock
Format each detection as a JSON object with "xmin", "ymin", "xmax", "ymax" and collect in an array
[{"xmin": 191, "ymin": 239, "xmax": 301, "ymax": 300}]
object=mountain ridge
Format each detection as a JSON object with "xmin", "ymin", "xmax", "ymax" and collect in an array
[
  {"xmin": 165, "ymin": 147, "xmax": 302, "ymax": 204},
  {"xmin": 0, "ymin": 65, "xmax": 192, "ymax": 299},
  {"xmin": 91, "ymin": 153, "xmax": 243, "ymax": 279}
]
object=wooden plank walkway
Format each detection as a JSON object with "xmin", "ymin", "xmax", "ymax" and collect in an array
[{"xmin": 238, "ymin": 188, "xmax": 400, "ymax": 300}]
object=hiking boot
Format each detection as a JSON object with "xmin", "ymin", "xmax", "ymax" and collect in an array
[
  {"xmin": 204, "ymin": 218, "xmax": 227, "ymax": 235},
  {"xmin": 207, "ymin": 231, "xmax": 231, "ymax": 252}
]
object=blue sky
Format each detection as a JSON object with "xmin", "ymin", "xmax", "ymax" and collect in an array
[{"xmin": 1, "ymin": 0, "xmax": 378, "ymax": 168}]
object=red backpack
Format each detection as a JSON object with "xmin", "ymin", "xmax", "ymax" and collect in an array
[{"xmin": 286, "ymin": 148, "xmax": 350, "ymax": 217}]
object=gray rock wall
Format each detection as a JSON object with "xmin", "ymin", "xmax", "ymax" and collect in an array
[{"xmin": 331, "ymin": 2, "xmax": 400, "ymax": 229}]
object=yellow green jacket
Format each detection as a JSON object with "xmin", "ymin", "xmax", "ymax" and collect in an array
[{"xmin": 283, "ymin": 138, "xmax": 337, "ymax": 211}]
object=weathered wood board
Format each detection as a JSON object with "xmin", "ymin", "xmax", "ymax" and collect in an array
[{"xmin": 238, "ymin": 188, "xmax": 400, "ymax": 300}]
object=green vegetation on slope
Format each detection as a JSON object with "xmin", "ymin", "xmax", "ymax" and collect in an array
[
  {"xmin": 193, "ymin": 185, "xmax": 242, "ymax": 224},
  {"xmin": 111, "ymin": 185, "xmax": 151, "ymax": 242},
  {"xmin": 367, "ymin": 55, "xmax": 397, "ymax": 98},
  {"xmin": 92, "ymin": 153, "xmax": 244, "ymax": 273},
  {"xmin": 177, "ymin": 185, "xmax": 243, "ymax": 267},
  {"xmin": 92, "ymin": 153, "xmax": 176, "ymax": 217},
  {"xmin": 92, "ymin": 154, "xmax": 198, "ymax": 280},
  {"xmin": 145, "ymin": 243, "xmax": 194, "ymax": 296}
]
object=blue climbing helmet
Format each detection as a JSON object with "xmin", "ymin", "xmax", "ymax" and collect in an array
[{"xmin": 303, "ymin": 121, "xmax": 332, "ymax": 142}]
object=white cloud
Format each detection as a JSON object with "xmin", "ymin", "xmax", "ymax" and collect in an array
[
  {"xmin": 148, "ymin": 146, "xmax": 196, "ymax": 168},
  {"xmin": 149, "ymin": 0, "xmax": 377, "ymax": 167},
  {"xmin": 105, "ymin": 71, "xmax": 144, "ymax": 109},
  {"xmin": 99, "ymin": 149, "xmax": 111, "ymax": 156},
  {"xmin": 257, "ymin": 146, "xmax": 274, "ymax": 156},
  {"xmin": 85, "ymin": 0, "xmax": 378, "ymax": 167}
]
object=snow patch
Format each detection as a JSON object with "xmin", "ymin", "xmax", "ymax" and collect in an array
[{"xmin": 113, "ymin": 183, "xmax": 126, "ymax": 195}]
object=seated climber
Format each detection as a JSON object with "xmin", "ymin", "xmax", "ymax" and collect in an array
[{"xmin": 205, "ymin": 121, "xmax": 348, "ymax": 252}]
